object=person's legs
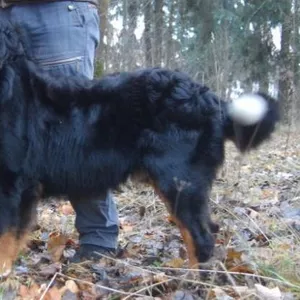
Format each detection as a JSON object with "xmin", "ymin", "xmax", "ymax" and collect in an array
[
  {"xmin": 10, "ymin": 2, "xmax": 98, "ymax": 79},
  {"xmin": 6, "ymin": 2, "xmax": 119, "ymax": 256},
  {"xmin": 71, "ymin": 193, "xmax": 119, "ymax": 252}
]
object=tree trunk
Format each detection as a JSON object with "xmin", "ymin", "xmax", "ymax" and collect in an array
[
  {"xmin": 220, "ymin": 0, "xmax": 230, "ymax": 98},
  {"xmin": 292, "ymin": 0, "xmax": 300, "ymax": 119},
  {"xmin": 278, "ymin": 1, "xmax": 293, "ymax": 124},
  {"xmin": 153, "ymin": 0, "xmax": 163, "ymax": 66},
  {"xmin": 198, "ymin": 0, "xmax": 215, "ymax": 46},
  {"xmin": 292, "ymin": 0, "xmax": 299, "ymax": 84},
  {"xmin": 178, "ymin": 0, "xmax": 187, "ymax": 46},
  {"xmin": 144, "ymin": 0, "xmax": 152, "ymax": 66},
  {"xmin": 259, "ymin": 23, "xmax": 270, "ymax": 92},
  {"xmin": 97, "ymin": 0, "xmax": 110, "ymax": 60},
  {"xmin": 127, "ymin": 0, "xmax": 138, "ymax": 69},
  {"xmin": 166, "ymin": 1, "xmax": 175, "ymax": 68}
]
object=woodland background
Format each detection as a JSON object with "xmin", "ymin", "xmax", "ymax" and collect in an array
[
  {"xmin": 96, "ymin": 0, "xmax": 300, "ymax": 126},
  {"xmin": 2, "ymin": 1, "xmax": 300, "ymax": 299}
]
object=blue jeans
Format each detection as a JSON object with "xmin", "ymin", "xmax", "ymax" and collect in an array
[{"xmin": 0, "ymin": 2, "xmax": 119, "ymax": 249}]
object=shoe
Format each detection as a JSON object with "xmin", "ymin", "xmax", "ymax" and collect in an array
[{"xmin": 70, "ymin": 244, "xmax": 116, "ymax": 263}]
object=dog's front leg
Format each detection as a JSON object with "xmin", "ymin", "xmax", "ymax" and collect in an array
[{"xmin": 151, "ymin": 173, "xmax": 218, "ymax": 268}]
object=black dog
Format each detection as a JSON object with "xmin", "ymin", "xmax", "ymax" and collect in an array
[{"xmin": 0, "ymin": 21, "xmax": 279, "ymax": 274}]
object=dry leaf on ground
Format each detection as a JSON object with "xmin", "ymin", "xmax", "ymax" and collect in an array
[{"xmin": 47, "ymin": 232, "xmax": 68, "ymax": 262}]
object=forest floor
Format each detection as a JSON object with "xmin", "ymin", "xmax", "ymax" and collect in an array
[{"xmin": 0, "ymin": 128, "xmax": 300, "ymax": 300}]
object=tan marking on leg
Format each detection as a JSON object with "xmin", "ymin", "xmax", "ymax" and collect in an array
[
  {"xmin": 152, "ymin": 185, "xmax": 199, "ymax": 269},
  {"xmin": 169, "ymin": 215, "xmax": 199, "ymax": 269},
  {"xmin": 0, "ymin": 231, "xmax": 30, "ymax": 276},
  {"xmin": 0, "ymin": 231, "xmax": 18, "ymax": 276}
]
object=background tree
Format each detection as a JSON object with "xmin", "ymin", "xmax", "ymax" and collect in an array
[{"xmin": 96, "ymin": 0, "xmax": 300, "ymax": 125}]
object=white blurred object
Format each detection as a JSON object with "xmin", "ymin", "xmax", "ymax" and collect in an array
[{"xmin": 228, "ymin": 94, "xmax": 268, "ymax": 126}]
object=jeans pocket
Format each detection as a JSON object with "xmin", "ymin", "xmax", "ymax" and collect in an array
[
  {"xmin": 39, "ymin": 56, "xmax": 84, "ymax": 77},
  {"xmin": 39, "ymin": 56, "xmax": 83, "ymax": 67}
]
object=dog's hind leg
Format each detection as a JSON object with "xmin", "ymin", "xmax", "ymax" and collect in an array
[
  {"xmin": 15, "ymin": 184, "xmax": 42, "ymax": 258},
  {"xmin": 0, "ymin": 231, "xmax": 20, "ymax": 277},
  {"xmin": 0, "ymin": 192, "xmax": 22, "ymax": 276},
  {"xmin": 0, "ymin": 181, "xmax": 40, "ymax": 277}
]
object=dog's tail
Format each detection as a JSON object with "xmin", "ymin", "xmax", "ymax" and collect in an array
[{"xmin": 223, "ymin": 93, "xmax": 280, "ymax": 152}]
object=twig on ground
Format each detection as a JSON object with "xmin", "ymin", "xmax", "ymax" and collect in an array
[
  {"xmin": 39, "ymin": 272, "xmax": 58, "ymax": 300},
  {"xmin": 145, "ymin": 266, "xmax": 300, "ymax": 290}
]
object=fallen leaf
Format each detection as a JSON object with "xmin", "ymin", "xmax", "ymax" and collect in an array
[
  {"xmin": 262, "ymin": 189, "xmax": 275, "ymax": 198},
  {"xmin": 255, "ymin": 284, "xmax": 282, "ymax": 300},
  {"xmin": 121, "ymin": 224, "xmax": 134, "ymax": 232},
  {"xmin": 19, "ymin": 283, "xmax": 40, "ymax": 299},
  {"xmin": 163, "ymin": 258, "xmax": 185, "ymax": 268},
  {"xmin": 48, "ymin": 232, "xmax": 68, "ymax": 262},
  {"xmin": 248, "ymin": 208, "xmax": 259, "ymax": 219},
  {"xmin": 65, "ymin": 280, "xmax": 79, "ymax": 294},
  {"xmin": 59, "ymin": 280, "xmax": 79, "ymax": 296},
  {"xmin": 232, "ymin": 286, "xmax": 254, "ymax": 297},
  {"xmin": 153, "ymin": 272, "xmax": 168, "ymax": 283},
  {"xmin": 254, "ymin": 234, "xmax": 269, "ymax": 244},
  {"xmin": 43, "ymin": 286, "xmax": 62, "ymax": 300},
  {"xmin": 228, "ymin": 265, "xmax": 254, "ymax": 274},
  {"xmin": 61, "ymin": 204, "xmax": 74, "ymax": 215},
  {"xmin": 211, "ymin": 287, "xmax": 232, "ymax": 299},
  {"xmin": 225, "ymin": 248, "xmax": 244, "ymax": 269},
  {"xmin": 226, "ymin": 248, "xmax": 242, "ymax": 261}
]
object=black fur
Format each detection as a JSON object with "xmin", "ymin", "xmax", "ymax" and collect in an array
[{"xmin": 0, "ymin": 21, "xmax": 279, "ymax": 265}]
